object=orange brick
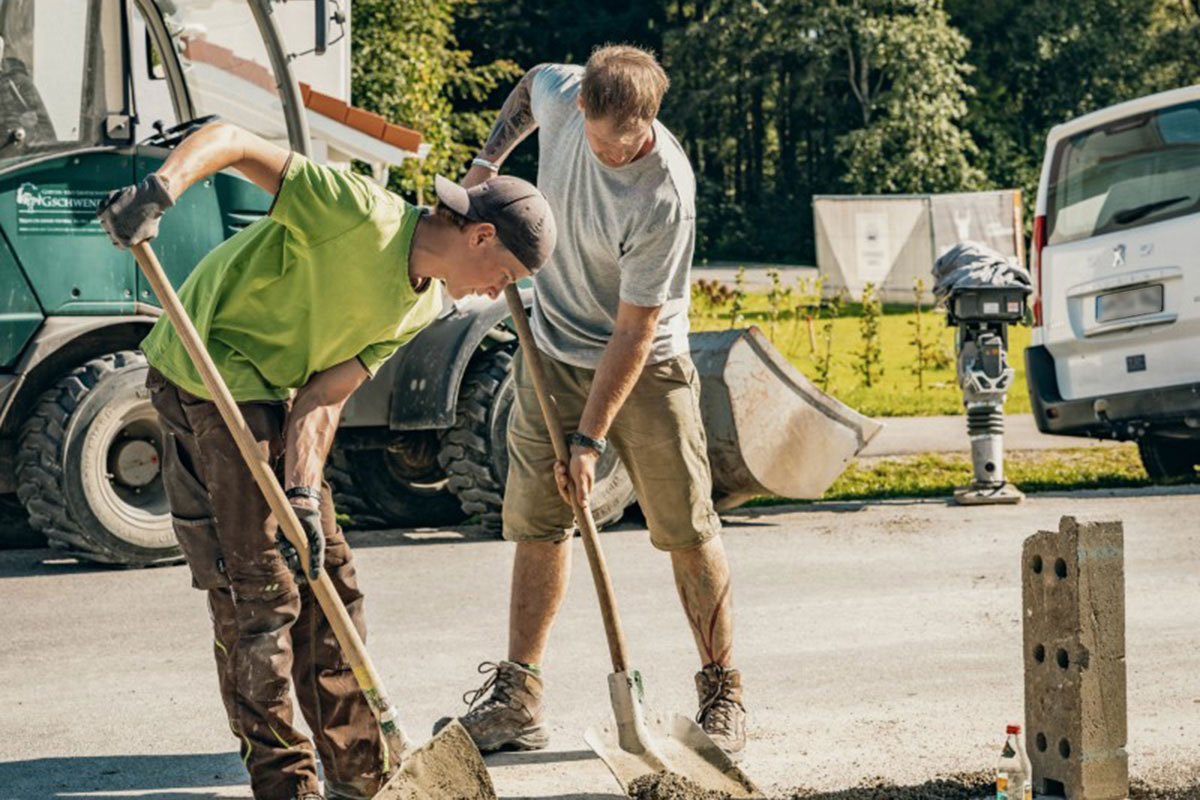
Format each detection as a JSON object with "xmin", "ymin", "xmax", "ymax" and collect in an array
[
  {"xmin": 346, "ymin": 106, "xmax": 387, "ymax": 138},
  {"xmin": 382, "ymin": 123, "xmax": 422, "ymax": 152},
  {"xmin": 307, "ymin": 90, "xmax": 349, "ymax": 123}
]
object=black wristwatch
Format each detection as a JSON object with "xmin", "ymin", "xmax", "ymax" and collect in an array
[
  {"xmin": 567, "ymin": 431, "xmax": 607, "ymax": 455},
  {"xmin": 285, "ymin": 485, "xmax": 322, "ymax": 504}
]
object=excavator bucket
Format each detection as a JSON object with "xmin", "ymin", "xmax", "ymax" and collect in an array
[{"xmin": 690, "ymin": 327, "xmax": 883, "ymax": 510}]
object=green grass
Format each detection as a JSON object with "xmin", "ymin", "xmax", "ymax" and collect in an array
[
  {"xmin": 689, "ymin": 291, "xmax": 1033, "ymax": 417},
  {"xmin": 747, "ymin": 445, "xmax": 1160, "ymax": 506}
]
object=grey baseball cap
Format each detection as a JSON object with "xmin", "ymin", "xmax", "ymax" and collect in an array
[{"xmin": 434, "ymin": 174, "xmax": 557, "ymax": 273}]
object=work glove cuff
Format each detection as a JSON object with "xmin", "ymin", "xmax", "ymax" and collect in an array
[{"xmin": 141, "ymin": 173, "xmax": 175, "ymax": 210}]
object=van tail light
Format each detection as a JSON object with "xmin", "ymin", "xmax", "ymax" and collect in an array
[{"xmin": 1032, "ymin": 214, "xmax": 1046, "ymax": 327}]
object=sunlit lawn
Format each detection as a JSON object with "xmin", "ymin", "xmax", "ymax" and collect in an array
[
  {"xmin": 689, "ymin": 291, "xmax": 1033, "ymax": 417},
  {"xmin": 741, "ymin": 444, "xmax": 1162, "ymax": 506}
]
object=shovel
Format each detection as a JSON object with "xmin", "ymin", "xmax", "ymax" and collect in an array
[
  {"xmin": 131, "ymin": 242, "xmax": 496, "ymax": 800},
  {"xmin": 502, "ymin": 285, "xmax": 760, "ymax": 798}
]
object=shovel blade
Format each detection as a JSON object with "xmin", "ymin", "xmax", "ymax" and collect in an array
[
  {"xmin": 375, "ymin": 719, "xmax": 497, "ymax": 800},
  {"xmin": 585, "ymin": 673, "xmax": 760, "ymax": 799},
  {"xmin": 585, "ymin": 714, "xmax": 760, "ymax": 798}
]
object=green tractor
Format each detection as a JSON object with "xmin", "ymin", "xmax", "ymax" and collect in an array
[
  {"xmin": 0, "ymin": 0, "xmax": 879, "ymax": 567},
  {"xmin": 0, "ymin": 0, "xmax": 636, "ymax": 565}
]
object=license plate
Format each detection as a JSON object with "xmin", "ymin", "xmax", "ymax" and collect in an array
[{"xmin": 1096, "ymin": 284, "xmax": 1163, "ymax": 323}]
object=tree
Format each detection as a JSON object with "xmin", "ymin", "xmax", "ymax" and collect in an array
[
  {"xmin": 946, "ymin": 0, "xmax": 1193, "ymax": 206},
  {"xmin": 827, "ymin": 0, "xmax": 984, "ymax": 194},
  {"xmin": 351, "ymin": 0, "xmax": 520, "ymax": 200}
]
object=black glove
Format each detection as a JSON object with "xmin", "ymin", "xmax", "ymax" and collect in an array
[
  {"xmin": 96, "ymin": 173, "xmax": 174, "ymax": 249},
  {"xmin": 275, "ymin": 504, "xmax": 325, "ymax": 582}
]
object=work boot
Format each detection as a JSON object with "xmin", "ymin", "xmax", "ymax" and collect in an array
[
  {"xmin": 695, "ymin": 663, "xmax": 746, "ymax": 759},
  {"xmin": 433, "ymin": 660, "xmax": 549, "ymax": 753}
]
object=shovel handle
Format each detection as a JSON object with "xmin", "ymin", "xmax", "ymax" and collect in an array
[
  {"xmin": 503, "ymin": 285, "xmax": 629, "ymax": 673},
  {"xmin": 131, "ymin": 242, "xmax": 409, "ymax": 758}
]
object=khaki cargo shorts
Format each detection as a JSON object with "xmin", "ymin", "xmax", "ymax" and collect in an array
[{"xmin": 502, "ymin": 348, "xmax": 721, "ymax": 551}]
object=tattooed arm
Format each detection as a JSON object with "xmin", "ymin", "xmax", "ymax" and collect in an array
[{"xmin": 462, "ymin": 65, "xmax": 546, "ymax": 188}]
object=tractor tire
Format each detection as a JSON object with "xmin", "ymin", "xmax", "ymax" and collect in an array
[
  {"xmin": 15, "ymin": 351, "xmax": 179, "ymax": 566},
  {"xmin": 328, "ymin": 433, "xmax": 466, "ymax": 530},
  {"xmin": 437, "ymin": 345, "xmax": 636, "ymax": 535},
  {"xmin": 1137, "ymin": 436, "xmax": 1199, "ymax": 482}
]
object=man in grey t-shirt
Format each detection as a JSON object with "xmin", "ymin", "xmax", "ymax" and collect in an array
[{"xmin": 435, "ymin": 46, "xmax": 747, "ymax": 759}]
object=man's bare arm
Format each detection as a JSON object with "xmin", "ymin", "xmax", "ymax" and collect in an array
[
  {"xmin": 579, "ymin": 301, "xmax": 662, "ymax": 440},
  {"xmin": 156, "ymin": 121, "xmax": 291, "ymax": 201},
  {"xmin": 462, "ymin": 65, "xmax": 546, "ymax": 188},
  {"xmin": 554, "ymin": 301, "xmax": 660, "ymax": 506},
  {"xmin": 284, "ymin": 358, "xmax": 371, "ymax": 504}
]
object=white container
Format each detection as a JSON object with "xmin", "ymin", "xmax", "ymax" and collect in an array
[{"xmin": 997, "ymin": 724, "xmax": 1033, "ymax": 800}]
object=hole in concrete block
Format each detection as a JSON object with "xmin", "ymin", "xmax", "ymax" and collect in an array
[
  {"xmin": 1059, "ymin": 738, "xmax": 1071, "ymax": 759},
  {"xmin": 1034, "ymin": 644, "xmax": 1045, "ymax": 663},
  {"xmin": 1056, "ymin": 648, "xmax": 1070, "ymax": 669},
  {"xmin": 1055, "ymin": 558, "xmax": 1068, "ymax": 578},
  {"xmin": 985, "ymin": 461, "xmax": 996, "ymax": 473},
  {"xmin": 1036, "ymin": 733, "xmax": 1047, "ymax": 752},
  {"xmin": 1032, "ymin": 555, "xmax": 1043, "ymax": 574},
  {"xmin": 1046, "ymin": 779, "xmax": 1066, "ymax": 795}
]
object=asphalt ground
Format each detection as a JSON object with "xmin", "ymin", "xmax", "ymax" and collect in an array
[
  {"xmin": 1, "ymin": 487, "xmax": 1198, "ymax": 800},
  {"xmin": 859, "ymin": 414, "xmax": 1118, "ymax": 457}
]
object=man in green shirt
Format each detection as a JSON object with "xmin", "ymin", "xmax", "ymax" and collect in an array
[{"xmin": 98, "ymin": 120, "xmax": 555, "ymax": 800}]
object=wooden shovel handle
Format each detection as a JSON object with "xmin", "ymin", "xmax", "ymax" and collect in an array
[
  {"xmin": 131, "ymin": 242, "xmax": 408, "ymax": 755},
  {"xmin": 503, "ymin": 285, "xmax": 629, "ymax": 673}
]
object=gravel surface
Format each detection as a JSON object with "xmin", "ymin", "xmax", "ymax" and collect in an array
[
  {"xmin": 3, "ymin": 491, "xmax": 1199, "ymax": 800},
  {"xmin": 629, "ymin": 772, "xmax": 1200, "ymax": 800},
  {"xmin": 1130, "ymin": 779, "xmax": 1200, "ymax": 800}
]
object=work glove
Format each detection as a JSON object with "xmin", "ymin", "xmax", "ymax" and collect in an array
[
  {"xmin": 95, "ymin": 173, "xmax": 174, "ymax": 249},
  {"xmin": 275, "ymin": 504, "xmax": 325, "ymax": 582}
]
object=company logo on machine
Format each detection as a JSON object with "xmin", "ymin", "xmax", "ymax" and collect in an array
[
  {"xmin": 15, "ymin": 182, "xmax": 108, "ymax": 236},
  {"xmin": 1111, "ymin": 244, "xmax": 1126, "ymax": 268}
]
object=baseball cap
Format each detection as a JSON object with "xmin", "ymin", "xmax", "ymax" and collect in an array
[{"xmin": 434, "ymin": 175, "xmax": 557, "ymax": 273}]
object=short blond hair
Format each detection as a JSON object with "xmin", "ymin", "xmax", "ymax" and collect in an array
[{"xmin": 580, "ymin": 44, "xmax": 669, "ymax": 129}]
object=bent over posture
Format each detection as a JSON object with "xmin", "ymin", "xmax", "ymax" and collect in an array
[
  {"xmin": 99, "ymin": 121, "xmax": 555, "ymax": 800},
  {"xmin": 437, "ymin": 45, "xmax": 747, "ymax": 759}
]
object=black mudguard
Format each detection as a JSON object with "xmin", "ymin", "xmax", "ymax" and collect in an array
[{"xmin": 341, "ymin": 290, "xmax": 530, "ymax": 431}]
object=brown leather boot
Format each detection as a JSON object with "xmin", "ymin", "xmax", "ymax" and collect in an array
[
  {"xmin": 433, "ymin": 660, "xmax": 549, "ymax": 753},
  {"xmin": 695, "ymin": 663, "xmax": 746, "ymax": 759}
]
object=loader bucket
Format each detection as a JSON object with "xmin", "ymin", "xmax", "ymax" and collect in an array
[{"xmin": 690, "ymin": 327, "xmax": 883, "ymax": 509}]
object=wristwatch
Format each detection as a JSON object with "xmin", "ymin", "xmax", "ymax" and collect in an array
[
  {"xmin": 285, "ymin": 485, "xmax": 323, "ymax": 505},
  {"xmin": 567, "ymin": 431, "xmax": 607, "ymax": 455}
]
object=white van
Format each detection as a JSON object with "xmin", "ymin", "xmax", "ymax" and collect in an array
[{"xmin": 1027, "ymin": 85, "xmax": 1200, "ymax": 479}]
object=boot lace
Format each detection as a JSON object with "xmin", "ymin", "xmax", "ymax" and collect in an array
[
  {"xmin": 696, "ymin": 665, "xmax": 739, "ymax": 735},
  {"xmin": 462, "ymin": 661, "xmax": 518, "ymax": 714}
]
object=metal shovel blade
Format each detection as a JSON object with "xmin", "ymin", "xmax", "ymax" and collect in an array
[
  {"xmin": 375, "ymin": 719, "xmax": 497, "ymax": 800},
  {"xmin": 583, "ymin": 670, "xmax": 761, "ymax": 798}
]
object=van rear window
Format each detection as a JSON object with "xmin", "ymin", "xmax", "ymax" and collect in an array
[{"xmin": 1047, "ymin": 100, "xmax": 1200, "ymax": 246}]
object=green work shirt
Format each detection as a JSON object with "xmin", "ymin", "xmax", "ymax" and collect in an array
[{"xmin": 141, "ymin": 154, "xmax": 442, "ymax": 402}]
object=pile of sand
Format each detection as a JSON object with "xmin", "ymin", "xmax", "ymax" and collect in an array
[
  {"xmin": 625, "ymin": 770, "xmax": 1200, "ymax": 800},
  {"xmin": 627, "ymin": 771, "xmax": 994, "ymax": 800}
]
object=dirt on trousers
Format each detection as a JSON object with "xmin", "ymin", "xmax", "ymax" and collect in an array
[{"xmin": 626, "ymin": 772, "xmax": 1200, "ymax": 800}]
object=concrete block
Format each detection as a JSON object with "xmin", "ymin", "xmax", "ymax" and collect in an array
[{"xmin": 1022, "ymin": 516, "xmax": 1128, "ymax": 800}]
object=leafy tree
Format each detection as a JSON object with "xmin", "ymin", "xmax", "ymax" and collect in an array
[
  {"xmin": 351, "ymin": 0, "xmax": 520, "ymax": 200},
  {"xmin": 391, "ymin": 0, "xmax": 1200, "ymax": 264},
  {"xmin": 827, "ymin": 0, "xmax": 984, "ymax": 193},
  {"xmin": 946, "ymin": 0, "xmax": 1198, "ymax": 209}
]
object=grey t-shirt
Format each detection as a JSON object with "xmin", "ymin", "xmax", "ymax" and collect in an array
[{"xmin": 528, "ymin": 64, "xmax": 696, "ymax": 368}]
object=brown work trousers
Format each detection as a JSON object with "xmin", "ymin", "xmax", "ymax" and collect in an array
[{"xmin": 147, "ymin": 368, "xmax": 385, "ymax": 800}]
